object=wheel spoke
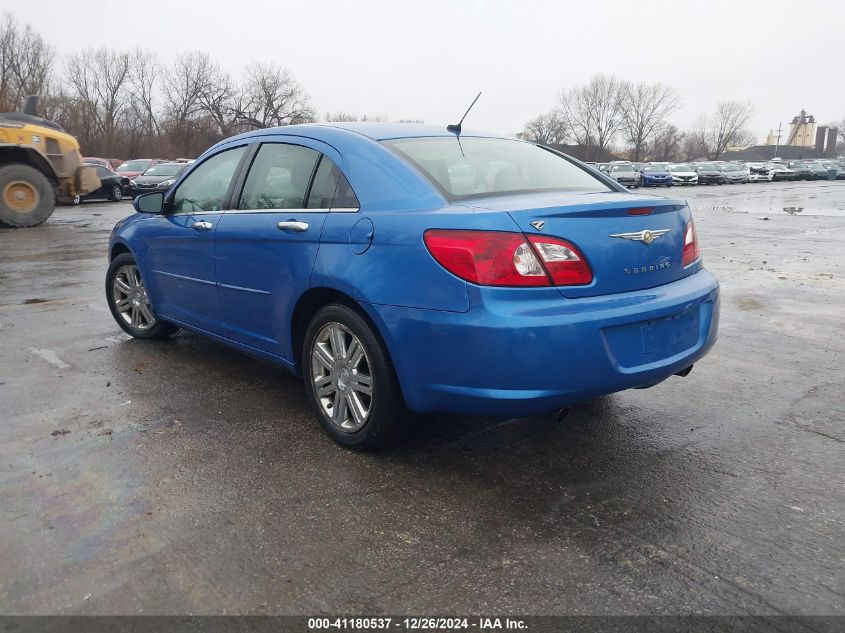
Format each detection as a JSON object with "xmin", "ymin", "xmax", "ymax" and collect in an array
[
  {"xmin": 129, "ymin": 267, "xmax": 141, "ymax": 288},
  {"xmin": 114, "ymin": 278, "xmax": 131, "ymax": 294},
  {"xmin": 350, "ymin": 372, "xmax": 372, "ymax": 396},
  {"xmin": 346, "ymin": 392, "xmax": 367, "ymax": 427},
  {"xmin": 314, "ymin": 374, "xmax": 335, "ymax": 397},
  {"xmin": 140, "ymin": 304, "xmax": 156, "ymax": 326},
  {"xmin": 332, "ymin": 391, "xmax": 348, "ymax": 424},
  {"xmin": 130, "ymin": 306, "xmax": 140, "ymax": 327},
  {"xmin": 115, "ymin": 297, "xmax": 131, "ymax": 312},
  {"xmin": 313, "ymin": 342, "xmax": 334, "ymax": 370},
  {"xmin": 347, "ymin": 338, "xmax": 363, "ymax": 369},
  {"xmin": 329, "ymin": 326, "xmax": 346, "ymax": 360}
]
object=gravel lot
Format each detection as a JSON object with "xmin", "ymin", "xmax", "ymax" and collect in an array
[{"xmin": 1, "ymin": 181, "xmax": 843, "ymax": 615}]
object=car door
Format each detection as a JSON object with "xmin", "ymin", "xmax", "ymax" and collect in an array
[
  {"xmin": 214, "ymin": 139, "xmax": 350, "ymax": 359},
  {"xmin": 143, "ymin": 144, "xmax": 248, "ymax": 335}
]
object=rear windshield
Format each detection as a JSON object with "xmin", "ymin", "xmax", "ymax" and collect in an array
[
  {"xmin": 143, "ymin": 163, "xmax": 183, "ymax": 176},
  {"xmin": 117, "ymin": 159, "xmax": 152, "ymax": 172},
  {"xmin": 383, "ymin": 137, "xmax": 611, "ymax": 200}
]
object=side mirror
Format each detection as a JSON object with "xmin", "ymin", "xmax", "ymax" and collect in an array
[{"xmin": 134, "ymin": 191, "xmax": 164, "ymax": 214}]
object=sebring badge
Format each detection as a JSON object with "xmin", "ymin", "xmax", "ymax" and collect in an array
[
  {"xmin": 530, "ymin": 220, "xmax": 546, "ymax": 231},
  {"xmin": 608, "ymin": 228, "xmax": 671, "ymax": 245}
]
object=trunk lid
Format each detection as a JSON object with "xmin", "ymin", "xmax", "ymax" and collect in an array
[{"xmin": 467, "ymin": 191, "xmax": 694, "ymax": 298}]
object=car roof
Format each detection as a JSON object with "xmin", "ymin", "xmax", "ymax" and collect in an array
[{"xmin": 237, "ymin": 122, "xmax": 500, "ymax": 142}]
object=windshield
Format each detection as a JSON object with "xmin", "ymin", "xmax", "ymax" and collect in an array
[
  {"xmin": 383, "ymin": 137, "xmax": 612, "ymax": 199},
  {"xmin": 668, "ymin": 164, "xmax": 692, "ymax": 172},
  {"xmin": 118, "ymin": 159, "xmax": 153, "ymax": 172},
  {"xmin": 610, "ymin": 164, "xmax": 634, "ymax": 172},
  {"xmin": 143, "ymin": 163, "xmax": 183, "ymax": 176},
  {"xmin": 643, "ymin": 165, "xmax": 666, "ymax": 173},
  {"xmin": 722, "ymin": 164, "xmax": 742, "ymax": 172},
  {"xmin": 697, "ymin": 163, "xmax": 717, "ymax": 170}
]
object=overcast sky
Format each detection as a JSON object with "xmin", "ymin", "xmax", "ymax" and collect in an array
[{"xmin": 5, "ymin": 0, "xmax": 843, "ymax": 141}]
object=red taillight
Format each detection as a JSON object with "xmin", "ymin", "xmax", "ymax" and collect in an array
[
  {"xmin": 682, "ymin": 219, "xmax": 700, "ymax": 266},
  {"xmin": 628, "ymin": 207, "xmax": 654, "ymax": 216},
  {"xmin": 423, "ymin": 229, "xmax": 592, "ymax": 287},
  {"xmin": 526, "ymin": 235, "xmax": 593, "ymax": 285}
]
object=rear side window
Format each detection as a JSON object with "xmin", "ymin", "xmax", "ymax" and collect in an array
[
  {"xmin": 172, "ymin": 147, "xmax": 246, "ymax": 213},
  {"xmin": 384, "ymin": 137, "xmax": 611, "ymax": 200},
  {"xmin": 305, "ymin": 156, "xmax": 360, "ymax": 210},
  {"xmin": 239, "ymin": 143, "xmax": 320, "ymax": 210}
]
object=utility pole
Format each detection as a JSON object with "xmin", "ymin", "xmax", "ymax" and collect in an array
[{"xmin": 774, "ymin": 122, "xmax": 783, "ymax": 159}]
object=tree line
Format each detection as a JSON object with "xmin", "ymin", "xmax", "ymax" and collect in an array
[
  {"xmin": 524, "ymin": 74, "xmax": 758, "ymax": 162},
  {"xmin": 0, "ymin": 14, "xmax": 368, "ymax": 159}
]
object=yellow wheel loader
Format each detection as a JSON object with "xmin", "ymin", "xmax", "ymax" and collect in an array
[{"xmin": 0, "ymin": 96, "xmax": 99, "ymax": 227}]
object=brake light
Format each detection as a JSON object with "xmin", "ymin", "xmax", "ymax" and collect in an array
[
  {"xmin": 424, "ymin": 229, "xmax": 592, "ymax": 287},
  {"xmin": 682, "ymin": 219, "xmax": 700, "ymax": 266}
]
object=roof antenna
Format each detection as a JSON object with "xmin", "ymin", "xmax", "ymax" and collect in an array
[{"xmin": 447, "ymin": 92, "xmax": 481, "ymax": 135}]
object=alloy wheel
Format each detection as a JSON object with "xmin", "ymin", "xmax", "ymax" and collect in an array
[
  {"xmin": 112, "ymin": 264, "xmax": 156, "ymax": 330},
  {"xmin": 310, "ymin": 322, "xmax": 373, "ymax": 432}
]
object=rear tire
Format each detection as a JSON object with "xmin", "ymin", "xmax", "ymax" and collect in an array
[
  {"xmin": 302, "ymin": 304, "xmax": 404, "ymax": 450},
  {"xmin": 0, "ymin": 163, "xmax": 55, "ymax": 227},
  {"xmin": 106, "ymin": 253, "xmax": 178, "ymax": 340}
]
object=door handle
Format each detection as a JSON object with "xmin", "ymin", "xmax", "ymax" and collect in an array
[
  {"xmin": 191, "ymin": 221, "xmax": 213, "ymax": 231},
  {"xmin": 277, "ymin": 221, "xmax": 309, "ymax": 232}
]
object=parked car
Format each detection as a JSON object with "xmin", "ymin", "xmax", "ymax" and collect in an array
[
  {"xmin": 84, "ymin": 157, "xmax": 124, "ymax": 171},
  {"xmin": 787, "ymin": 161, "xmax": 816, "ymax": 180},
  {"xmin": 608, "ymin": 163, "xmax": 640, "ymax": 188},
  {"xmin": 128, "ymin": 162, "xmax": 188, "ymax": 196},
  {"xmin": 116, "ymin": 158, "xmax": 164, "ymax": 184},
  {"xmin": 106, "ymin": 123, "xmax": 719, "ymax": 449},
  {"xmin": 639, "ymin": 164, "xmax": 673, "ymax": 187},
  {"xmin": 836, "ymin": 162, "xmax": 845, "ymax": 180},
  {"xmin": 71, "ymin": 165, "xmax": 128, "ymax": 203},
  {"xmin": 747, "ymin": 163, "xmax": 773, "ymax": 182},
  {"xmin": 720, "ymin": 163, "xmax": 749, "ymax": 184},
  {"xmin": 767, "ymin": 163, "xmax": 795, "ymax": 181},
  {"xmin": 667, "ymin": 164, "xmax": 698, "ymax": 186},
  {"xmin": 693, "ymin": 163, "xmax": 725, "ymax": 185}
]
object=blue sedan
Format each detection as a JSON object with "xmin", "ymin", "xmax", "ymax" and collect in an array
[{"xmin": 106, "ymin": 123, "xmax": 719, "ymax": 449}]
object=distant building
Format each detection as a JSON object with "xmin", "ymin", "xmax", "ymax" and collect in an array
[{"xmin": 786, "ymin": 110, "xmax": 816, "ymax": 148}]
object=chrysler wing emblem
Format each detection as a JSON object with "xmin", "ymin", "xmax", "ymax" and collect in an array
[
  {"xmin": 530, "ymin": 220, "xmax": 546, "ymax": 231},
  {"xmin": 609, "ymin": 228, "xmax": 671, "ymax": 245}
]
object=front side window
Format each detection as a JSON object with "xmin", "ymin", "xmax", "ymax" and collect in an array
[
  {"xmin": 239, "ymin": 143, "xmax": 320, "ymax": 210},
  {"xmin": 172, "ymin": 146, "xmax": 246, "ymax": 213},
  {"xmin": 384, "ymin": 137, "xmax": 611, "ymax": 200}
]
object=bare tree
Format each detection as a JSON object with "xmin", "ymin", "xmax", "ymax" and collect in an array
[
  {"xmin": 235, "ymin": 62, "xmax": 315, "ymax": 129},
  {"xmin": 523, "ymin": 110, "xmax": 569, "ymax": 145},
  {"xmin": 323, "ymin": 111, "xmax": 387, "ymax": 122},
  {"xmin": 703, "ymin": 100, "xmax": 755, "ymax": 159},
  {"xmin": 620, "ymin": 82, "xmax": 681, "ymax": 161},
  {"xmin": 0, "ymin": 13, "xmax": 54, "ymax": 112},
  {"xmin": 681, "ymin": 121, "xmax": 709, "ymax": 161},
  {"xmin": 649, "ymin": 124, "xmax": 684, "ymax": 162},
  {"xmin": 558, "ymin": 74, "xmax": 625, "ymax": 161},
  {"xmin": 63, "ymin": 48, "xmax": 132, "ymax": 155}
]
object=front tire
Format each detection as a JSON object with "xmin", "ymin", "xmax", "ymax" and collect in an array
[
  {"xmin": 0, "ymin": 163, "xmax": 55, "ymax": 227},
  {"xmin": 110, "ymin": 185, "xmax": 123, "ymax": 202},
  {"xmin": 106, "ymin": 253, "xmax": 178, "ymax": 339},
  {"xmin": 302, "ymin": 304, "xmax": 404, "ymax": 450}
]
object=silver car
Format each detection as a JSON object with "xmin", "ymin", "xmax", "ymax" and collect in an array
[{"xmin": 720, "ymin": 163, "xmax": 749, "ymax": 184}]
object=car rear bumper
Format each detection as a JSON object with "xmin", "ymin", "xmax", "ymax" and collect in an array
[{"xmin": 365, "ymin": 268, "xmax": 720, "ymax": 416}]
